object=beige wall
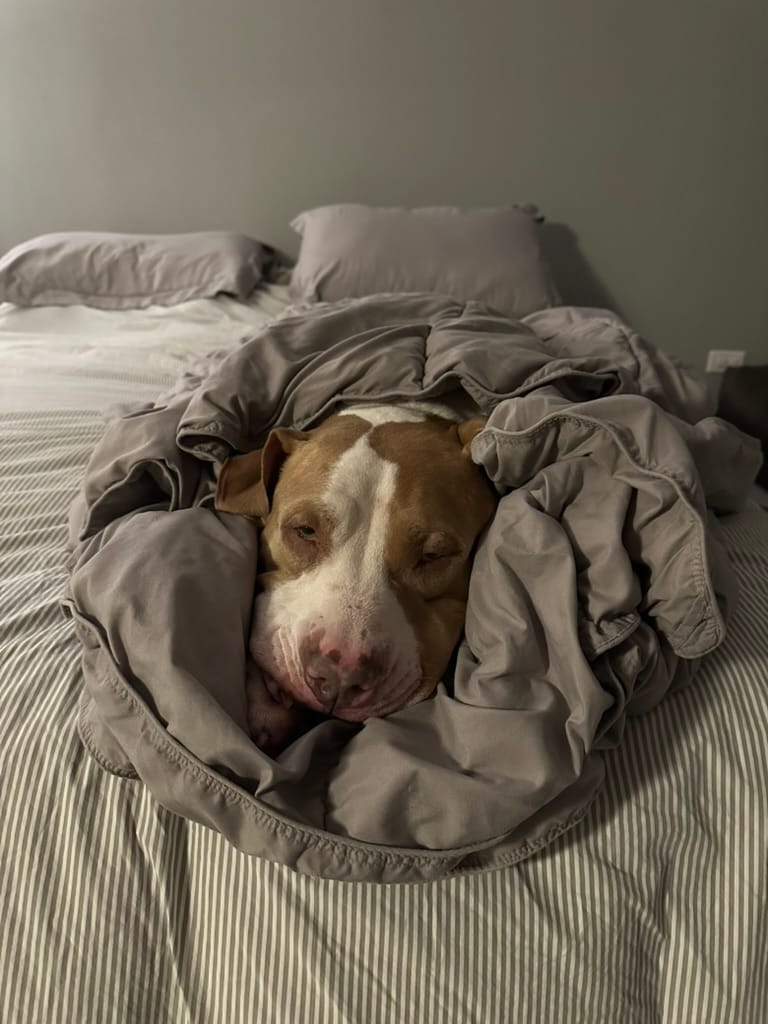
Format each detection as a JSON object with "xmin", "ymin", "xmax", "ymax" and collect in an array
[{"xmin": 1, "ymin": 0, "xmax": 766, "ymax": 370}]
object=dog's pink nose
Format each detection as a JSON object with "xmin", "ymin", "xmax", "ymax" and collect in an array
[
  {"xmin": 303, "ymin": 648, "xmax": 381, "ymax": 708},
  {"xmin": 304, "ymin": 656, "xmax": 341, "ymax": 704}
]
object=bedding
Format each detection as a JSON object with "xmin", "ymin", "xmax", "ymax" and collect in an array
[
  {"xmin": 289, "ymin": 204, "xmax": 559, "ymax": 317},
  {"xmin": 0, "ymin": 231, "xmax": 271, "ymax": 309},
  {"xmin": 63, "ymin": 293, "xmax": 760, "ymax": 882},
  {"xmin": 2, "ymin": 288, "xmax": 768, "ymax": 1019}
]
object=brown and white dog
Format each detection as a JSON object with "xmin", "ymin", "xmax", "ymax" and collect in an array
[{"xmin": 215, "ymin": 404, "xmax": 497, "ymax": 754}]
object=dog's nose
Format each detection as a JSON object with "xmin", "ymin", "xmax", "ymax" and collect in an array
[
  {"xmin": 303, "ymin": 649, "xmax": 381, "ymax": 708},
  {"xmin": 304, "ymin": 656, "xmax": 341, "ymax": 705}
]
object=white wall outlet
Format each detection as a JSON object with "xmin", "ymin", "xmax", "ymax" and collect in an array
[{"xmin": 705, "ymin": 349, "xmax": 746, "ymax": 373}]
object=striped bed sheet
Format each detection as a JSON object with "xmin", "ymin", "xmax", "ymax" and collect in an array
[{"xmin": 1, "ymin": 291, "xmax": 767, "ymax": 1024}]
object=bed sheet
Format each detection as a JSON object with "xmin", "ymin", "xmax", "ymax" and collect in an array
[{"xmin": 1, "ymin": 294, "xmax": 767, "ymax": 1023}]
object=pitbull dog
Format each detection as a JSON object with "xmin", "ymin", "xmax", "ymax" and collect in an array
[{"xmin": 214, "ymin": 404, "xmax": 497, "ymax": 754}]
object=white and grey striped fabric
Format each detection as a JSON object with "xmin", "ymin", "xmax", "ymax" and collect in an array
[{"xmin": 2, "ymin": 294, "xmax": 767, "ymax": 1023}]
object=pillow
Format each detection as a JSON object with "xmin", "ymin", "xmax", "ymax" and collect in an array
[
  {"xmin": 0, "ymin": 231, "xmax": 270, "ymax": 309},
  {"xmin": 289, "ymin": 204, "xmax": 559, "ymax": 318}
]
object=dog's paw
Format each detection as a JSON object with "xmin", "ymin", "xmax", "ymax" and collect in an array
[{"xmin": 245, "ymin": 665, "xmax": 307, "ymax": 756}]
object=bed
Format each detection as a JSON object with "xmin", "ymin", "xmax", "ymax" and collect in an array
[{"xmin": 2, "ymin": 222, "xmax": 767, "ymax": 1022}]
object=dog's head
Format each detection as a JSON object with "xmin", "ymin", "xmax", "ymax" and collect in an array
[{"xmin": 215, "ymin": 408, "xmax": 497, "ymax": 722}]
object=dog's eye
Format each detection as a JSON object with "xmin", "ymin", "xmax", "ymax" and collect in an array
[
  {"xmin": 411, "ymin": 531, "xmax": 460, "ymax": 573},
  {"xmin": 414, "ymin": 551, "xmax": 448, "ymax": 570},
  {"xmin": 294, "ymin": 524, "xmax": 316, "ymax": 541}
]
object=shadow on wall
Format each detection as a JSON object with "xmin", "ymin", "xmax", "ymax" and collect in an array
[{"xmin": 541, "ymin": 223, "xmax": 625, "ymax": 320}]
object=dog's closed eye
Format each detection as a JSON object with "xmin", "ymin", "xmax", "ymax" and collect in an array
[
  {"xmin": 414, "ymin": 550, "xmax": 452, "ymax": 570},
  {"xmin": 412, "ymin": 532, "xmax": 461, "ymax": 572}
]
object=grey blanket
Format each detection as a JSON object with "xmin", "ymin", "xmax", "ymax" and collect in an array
[{"xmin": 65, "ymin": 294, "xmax": 761, "ymax": 882}]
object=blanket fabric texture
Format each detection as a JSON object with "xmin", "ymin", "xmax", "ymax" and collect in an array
[{"xmin": 64, "ymin": 293, "xmax": 761, "ymax": 882}]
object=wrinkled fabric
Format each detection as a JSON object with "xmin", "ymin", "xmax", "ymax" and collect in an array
[{"xmin": 64, "ymin": 294, "xmax": 761, "ymax": 882}]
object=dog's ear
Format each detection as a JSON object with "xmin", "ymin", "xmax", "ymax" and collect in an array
[
  {"xmin": 456, "ymin": 417, "xmax": 487, "ymax": 456},
  {"xmin": 215, "ymin": 427, "xmax": 309, "ymax": 519}
]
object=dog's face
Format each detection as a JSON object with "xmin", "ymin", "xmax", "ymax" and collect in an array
[{"xmin": 215, "ymin": 410, "xmax": 497, "ymax": 722}]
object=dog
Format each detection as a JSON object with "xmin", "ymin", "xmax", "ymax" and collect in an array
[{"xmin": 214, "ymin": 404, "xmax": 498, "ymax": 754}]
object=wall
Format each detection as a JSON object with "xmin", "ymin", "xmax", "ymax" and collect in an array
[{"xmin": 1, "ymin": 0, "xmax": 766, "ymax": 371}]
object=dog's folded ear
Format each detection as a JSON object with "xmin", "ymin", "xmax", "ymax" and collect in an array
[
  {"xmin": 456, "ymin": 417, "xmax": 487, "ymax": 456},
  {"xmin": 215, "ymin": 427, "xmax": 309, "ymax": 519}
]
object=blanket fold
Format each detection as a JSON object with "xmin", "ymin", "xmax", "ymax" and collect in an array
[{"xmin": 65, "ymin": 293, "xmax": 761, "ymax": 882}]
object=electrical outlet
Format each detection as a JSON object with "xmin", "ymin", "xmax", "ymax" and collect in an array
[{"xmin": 706, "ymin": 349, "xmax": 746, "ymax": 373}]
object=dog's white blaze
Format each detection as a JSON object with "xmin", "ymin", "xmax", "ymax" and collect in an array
[
  {"xmin": 321, "ymin": 433, "xmax": 397, "ymax": 601},
  {"xmin": 338, "ymin": 405, "xmax": 426, "ymax": 427},
  {"xmin": 338, "ymin": 401, "xmax": 460, "ymax": 427}
]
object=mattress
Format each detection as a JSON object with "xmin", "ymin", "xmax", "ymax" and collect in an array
[{"xmin": 2, "ymin": 290, "xmax": 767, "ymax": 1022}]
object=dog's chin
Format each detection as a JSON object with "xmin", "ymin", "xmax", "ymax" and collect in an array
[
  {"xmin": 331, "ymin": 679, "xmax": 427, "ymax": 722},
  {"xmin": 257, "ymin": 661, "xmax": 427, "ymax": 722}
]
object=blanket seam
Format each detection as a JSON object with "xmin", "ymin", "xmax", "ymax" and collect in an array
[
  {"xmin": 84, "ymin": 636, "xmax": 532, "ymax": 871},
  {"xmin": 77, "ymin": 700, "xmax": 141, "ymax": 780}
]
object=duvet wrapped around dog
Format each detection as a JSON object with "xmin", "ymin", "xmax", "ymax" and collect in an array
[{"xmin": 64, "ymin": 293, "xmax": 761, "ymax": 883}]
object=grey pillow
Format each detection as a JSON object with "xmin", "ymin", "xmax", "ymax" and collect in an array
[
  {"xmin": 289, "ymin": 204, "xmax": 559, "ymax": 318},
  {"xmin": 0, "ymin": 231, "xmax": 270, "ymax": 309}
]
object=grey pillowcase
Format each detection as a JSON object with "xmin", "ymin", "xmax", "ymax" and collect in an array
[
  {"xmin": 289, "ymin": 204, "xmax": 560, "ymax": 318},
  {"xmin": 0, "ymin": 231, "xmax": 270, "ymax": 309}
]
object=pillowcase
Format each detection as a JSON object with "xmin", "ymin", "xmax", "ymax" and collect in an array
[
  {"xmin": 289, "ymin": 204, "xmax": 559, "ymax": 318},
  {"xmin": 0, "ymin": 231, "xmax": 270, "ymax": 309}
]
